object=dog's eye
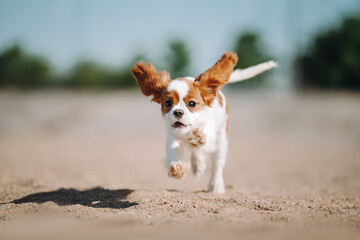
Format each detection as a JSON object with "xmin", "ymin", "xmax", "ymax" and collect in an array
[
  {"xmin": 165, "ymin": 100, "xmax": 172, "ymax": 107},
  {"xmin": 187, "ymin": 101, "xmax": 196, "ymax": 108}
]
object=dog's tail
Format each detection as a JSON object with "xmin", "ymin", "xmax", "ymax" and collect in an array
[{"xmin": 228, "ymin": 60, "xmax": 278, "ymax": 84}]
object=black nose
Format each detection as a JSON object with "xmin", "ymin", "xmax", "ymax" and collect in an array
[{"xmin": 173, "ymin": 109, "xmax": 184, "ymax": 118}]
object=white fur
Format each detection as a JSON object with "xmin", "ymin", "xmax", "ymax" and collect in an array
[
  {"xmin": 163, "ymin": 62, "xmax": 276, "ymax": 193},
  {"xmin": 167, "ymin": 80, "xmax": 189, "ymax": 99},
  {"xmin": 164, "ymin": 81, "xmax": 228, "ymax": 193},
  {"xmin": 229, "ymin": 60, "xmax": 277, "ymax": 83}
]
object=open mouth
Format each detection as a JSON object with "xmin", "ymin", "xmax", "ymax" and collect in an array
[{"xmin": 172, "ymin": 121, "xmax": 187, "ymax": 128}]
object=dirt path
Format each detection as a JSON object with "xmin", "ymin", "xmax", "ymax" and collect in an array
[{"xmin": 0, "ymin": 90, "xmax": 359, "ymax": 239}]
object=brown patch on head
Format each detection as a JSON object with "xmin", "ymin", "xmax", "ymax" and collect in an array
[
  {"xmin": 161, "ymin": 90, "xmax": 179, "ymax": 115},
  {"xmin": 182, "ymin": 79, "xmax": 205, "ymax": 113},
  {"xmin": 160, "ymin": 78, "xmax": 206, "ymax": 115},
  {"xmin": 131, "ymin": 62, "xmax": 170, "ymax": 104},
  {"xmin": 195, "ymin": 52, "xmax": 238, "ymax": 106}
]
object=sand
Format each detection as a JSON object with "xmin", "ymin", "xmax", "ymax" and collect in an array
[{"xmin": 0, "ymin": 90, "xmax": 359, "ymax": 239}]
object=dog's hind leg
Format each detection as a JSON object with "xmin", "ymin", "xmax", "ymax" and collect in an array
[
  {"xmin": 208, "ymin": 129, "xmax": 227, "ymax": 193},
  {"xmin": 191, "ymin": 150, "xmax": 207, "ymax": 178}
]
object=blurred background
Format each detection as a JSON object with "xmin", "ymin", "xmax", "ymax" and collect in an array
[
  {"xmin": 1, "ymin": 0, "xmax": 360, "ymax": 197},
  {"xmin": 1, "ymin": 1, "xmax": 360, "ymax": 239},
  {"xmin": 0, "ymin": 0, "xmax": 359, "ymax": 91}
]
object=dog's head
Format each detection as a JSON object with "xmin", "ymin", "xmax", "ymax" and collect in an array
[{"xmin": 131, "ymin": 52, "xmax": 238, "ymax": 135}]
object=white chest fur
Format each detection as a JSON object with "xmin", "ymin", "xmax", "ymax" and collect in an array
[{"xmin": 165, "ymin": 91, "xmax": 228, "ymax": 193}]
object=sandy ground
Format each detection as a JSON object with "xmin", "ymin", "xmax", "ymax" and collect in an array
[{"xmin": 0, "ymin": 90, "xmax": 359, "ymax": 239}]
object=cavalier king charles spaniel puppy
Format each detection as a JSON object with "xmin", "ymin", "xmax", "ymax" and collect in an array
[{"xmin": 132, "ymin": 52, "xmax": 276, "ymax": 193}]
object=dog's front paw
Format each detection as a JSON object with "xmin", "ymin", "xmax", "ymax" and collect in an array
[
  {"xmin": 191, "ymin": 154, "xmax": 206, "ymax": 178},
  {"xmin": 168, "ymin": 161, "xmax": 189, "ymax": 179},
  {"xmin": 188, "ymin": 129, "xmax": 206, "ymax": 147}
]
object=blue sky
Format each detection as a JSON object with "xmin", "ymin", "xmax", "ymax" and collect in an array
[{"xmin": 0, "ymin": 0, "xmax": 359, "ymax": 75}]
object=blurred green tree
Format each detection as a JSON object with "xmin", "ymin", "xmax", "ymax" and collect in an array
[
  {"xmin": 64, "ymin": 61, "xmax": 110, "ymax": 89},
  {"xmin": 164, "ymin": 40, "xmax": 190, "ymax": 79},
  {"xmin": 109, "ymin": 66, "xmax": 138, "ymax": 88},
  {"xmin": 64, "ymin": 54, "xmax": 147, "ymax": 89},
  {"xmin": 232, "ymin": 31, "xmax": 272, "ymax": 88},
  {"xmin": 115, "ymin": 53, "xmax": 148, "ymax": 88},
  {"xmin": 0, "ymin": 45, "xmax": 52, "ymax": 88},
  {"xmin": 295, "ymin": 15, "xmax": 360, "ymax": 89}
]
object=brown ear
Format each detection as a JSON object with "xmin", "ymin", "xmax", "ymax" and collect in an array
[
  {"xmin": 131, "ymin": 62, "xmax": 171, "ymax": 104},
  {"xmin": 195, "ymin": 52, "xmax": 238, "ymax": 106}
]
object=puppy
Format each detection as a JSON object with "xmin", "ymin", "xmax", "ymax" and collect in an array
[{"xmin": 131, "ymin": 52, "xmax": 276, "ymax": 193}]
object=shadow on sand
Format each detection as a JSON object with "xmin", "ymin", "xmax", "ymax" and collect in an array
[{"xmin": 6, "ymin": 187, "xmax": 138, "ymax": 209}]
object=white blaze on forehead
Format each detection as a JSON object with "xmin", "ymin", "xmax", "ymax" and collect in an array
[
  {"xmin": 182, "ymin": 77, "xmax": 195, "ymax": 81},
  {"xmin": 167, "ymin": 80, "xmax": 189, "ymax": 100}
]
